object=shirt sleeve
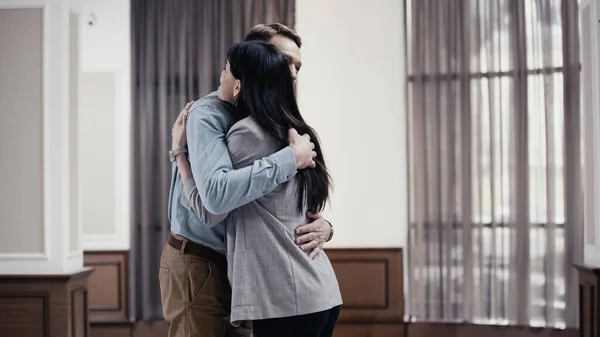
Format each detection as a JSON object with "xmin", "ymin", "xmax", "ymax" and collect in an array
[{"xmin": 186, "ymin": 104, "xmax": 297, "ymax": 214}]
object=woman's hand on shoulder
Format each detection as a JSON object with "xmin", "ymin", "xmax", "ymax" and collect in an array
[{"xmin": 172, "ymin": 101, "xmax": 194, "ymax": 149}]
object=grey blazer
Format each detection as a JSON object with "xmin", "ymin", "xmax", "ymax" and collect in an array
[{"xmin": 181, "ymin": 116, "xmax": 342, "ymax": 324}]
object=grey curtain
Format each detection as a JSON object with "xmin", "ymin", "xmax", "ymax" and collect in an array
[
  {"xmin": 406, "ymin": 0, "xmax": 582, "ymax": 328},
  {"xmin": 131, "ymin": 0, "xmax": 295, "ymax": 320}
]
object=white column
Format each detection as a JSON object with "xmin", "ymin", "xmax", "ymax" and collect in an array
[
  {"xmin": 0, "ymin": 0, "xmax": 83, "ymax": 274},
  {"xmin": 581, "ymin": 0, "xmax": 600, "ymax": 266}
]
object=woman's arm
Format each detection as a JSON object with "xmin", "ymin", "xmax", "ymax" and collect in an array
[
  {"xmin": 172, "ymin": 102, "xmax": 228, "ymax": 226},
  {"xmin": 176, "ymin": 154, "xmax": 228, "ymax": 226}
]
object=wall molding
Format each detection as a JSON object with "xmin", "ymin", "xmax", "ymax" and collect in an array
[
  {"xmin": 80, "ymin": 69, "xmax": 131, "ymax": 252},
  {"xmin": 0, "ymin": 253, "xmax": 48, "ymax": 260},
  {"xmin": 83, "ymin": 234, "xmax": 129, "ymax": 251},
  {"xmin": 0, "ymin": 5, "xmax": 50, "ymax": 270}
]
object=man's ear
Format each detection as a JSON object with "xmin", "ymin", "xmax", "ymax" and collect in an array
[{"xmin": 233, "ymin": 79, "xmax": 241, "ymax": 97}]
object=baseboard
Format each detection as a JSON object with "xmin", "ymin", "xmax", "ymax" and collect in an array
[
  {"xmin": 407, "ymin": 322, "xmax": 578, "ymax": 337},
  {"xmin": 90, "ymin": 320, "xmax": 578, "ymax": 337},
  {"xmin": 334, "ymin": 321, "xmax": 406, "ymax": 337},
  {"xmin": 90, "ymin": 322, "xmax": 133, "ymax": 337}
]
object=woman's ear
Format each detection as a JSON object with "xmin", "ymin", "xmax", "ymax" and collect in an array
[{"xmin": 233, "ymin": 79, "xmax": 241, "ymax": 98}]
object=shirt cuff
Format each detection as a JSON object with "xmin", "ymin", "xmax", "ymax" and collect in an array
[{"xmin": 272, "ymin": 147, "xmax": 298, "ymax": 184}]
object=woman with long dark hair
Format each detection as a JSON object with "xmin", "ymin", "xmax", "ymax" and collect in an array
[{"xmin": 171, "ymin": 40, "xmax": 342, "ymax": 337}]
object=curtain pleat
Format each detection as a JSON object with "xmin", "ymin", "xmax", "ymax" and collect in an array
[{"xmin": 406, "ymin": 0, "xmax": 582, "ymax": 328}]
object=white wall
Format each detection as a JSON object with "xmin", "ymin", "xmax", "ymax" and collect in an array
[
  {"xmin": 74, "ymin": 0, "xmax": 407, "ymax": 250},
  {"xmin": 79, "ymin": 0, "xmax": 131, "ymax": 250},
  {"xmin": 581, "ymin": 0, "xmax": 600, "ymax": 266},
  {"xmin": 295, "ymin": 0, "xmax": 408, "ymax": 248}
]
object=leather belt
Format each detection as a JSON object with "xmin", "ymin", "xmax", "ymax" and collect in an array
[{"xmin": 167, "ymin": 234, "xmax": 226, "ymax": 264}]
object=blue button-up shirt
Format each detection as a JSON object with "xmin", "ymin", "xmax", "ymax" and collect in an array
[{"xmin": 167, "ymin": 91, "xmax": 298, "ymax": 254}]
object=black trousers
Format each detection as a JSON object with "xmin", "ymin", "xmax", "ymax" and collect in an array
[{"xmin": 252, "ymin": 306, "xmax": 341, "ymax": 337}]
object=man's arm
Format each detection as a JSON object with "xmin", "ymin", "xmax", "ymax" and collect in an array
[
  {"xmin": 186, "ymin": 104, "xmax": 313, "ymax": 214},
  {"xmin": 225, "ymin": 117, "xmax": 332, "ymax": 260}
]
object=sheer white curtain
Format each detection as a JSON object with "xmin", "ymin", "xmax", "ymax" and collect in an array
[{"xmin": 406, "ymin": 0, "xmax": 582, "ymax": 328}]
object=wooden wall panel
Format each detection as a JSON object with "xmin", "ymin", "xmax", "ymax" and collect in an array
[
  {"xmin": 86, "ymin": 248, "xmax": 579, "ymax": 337},
  {"xmin": 334, "ymin": 260, "xmax": 388, "ymax": 308},
  {"xmin": 0, "ymin": 269, "xmax": 92, "ymax": 337},
  {"xmin": 575, "ymin": 264, "xmax": 600, "ymax": 337},
  {"xmin": 84, "ymin": 251, "xmax": 129, "ymax": 323},
  {"xmin": 72, "ymin": 288, "xmax": 89, "ymax": 337},
  {"xmin": 327, "ymin": 248, "xmax": 404, "ymax": 323},
  {"xmin": 0, "ymin": 293, "xmax": 48, "ymax": 337}
]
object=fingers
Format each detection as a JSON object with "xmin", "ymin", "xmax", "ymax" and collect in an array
[
  {"xmin": 296, "ymin": 214, "xmax": 325, "ymax": 235},
  {"xmin": 175, "ymin": 110, "xmax": 183, "ymax": 125},
  {"xmin": 288, "ymin": 128, "xmax": 299, "ymax": 139},
  {"xmin": 184, "ymin": 100, "xmax": 195, "ymax": 111},
  {"xmin": 295, "ymin": 223, "xmax": 316, "ymax": 235},
  {"xmin": 176, "ymin": 101, "xmax": 194, "ymax": 124},
  {"xmin": 308, "ymin": 155, "xmax": 317, "ymax": 168},
  {"xmin": 288, "ymin": 128, "xmax": 318, "ymax": 169},
  {"xmin": 308, "ymin": 246, "xmax": 322, "ymax": 260},
  {"xmin": 296, "ymin": 232, "xmax": 318, "ymax": 245},
  {"xmin": 299, "ymin": 238, "xmax": 320, "ymax": 252},
  {"xmin": 175, "ymin": 111, "xmax": 185, "ymax": 125}
]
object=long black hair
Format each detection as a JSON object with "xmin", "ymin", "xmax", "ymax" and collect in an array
[{"xmin": 226, "ymin": 41, "xmax": 330, "ymax": 213}]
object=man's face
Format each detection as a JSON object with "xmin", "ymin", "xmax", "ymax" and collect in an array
[{"xmin": 269, "ymin": 35, "xmax": 302, "ymax": 83}]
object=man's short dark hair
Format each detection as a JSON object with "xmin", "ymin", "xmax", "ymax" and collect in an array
[{"xmin": 244, "ymin": 23, "xmax": 302, "ymax": 48}]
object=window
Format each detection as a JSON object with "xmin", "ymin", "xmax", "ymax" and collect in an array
[{"xmin": 407, "ymin": 0, "xmax": 580, "ymax": 327}]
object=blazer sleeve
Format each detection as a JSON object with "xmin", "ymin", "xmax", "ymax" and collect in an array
[
  {"xmin": 226, "ymin": 119, "xmax": 280, "ymax": 168},
  {"xmin": 180, "ymin": 175, "xmax": 228, "ymax": 227}
]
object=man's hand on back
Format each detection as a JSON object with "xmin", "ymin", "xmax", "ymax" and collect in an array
[
  {"xmin": 295, "ymin": 212, "xmax": 332, "ymax": 260},
  {"xmin": 288, "ymin": 128, "xmax": 317, "ymax": 169}
]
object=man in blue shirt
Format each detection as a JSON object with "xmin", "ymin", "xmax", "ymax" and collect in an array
[{"xmin": 159, "ymin": 24, "xmax": 335, "ymax": 337}]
